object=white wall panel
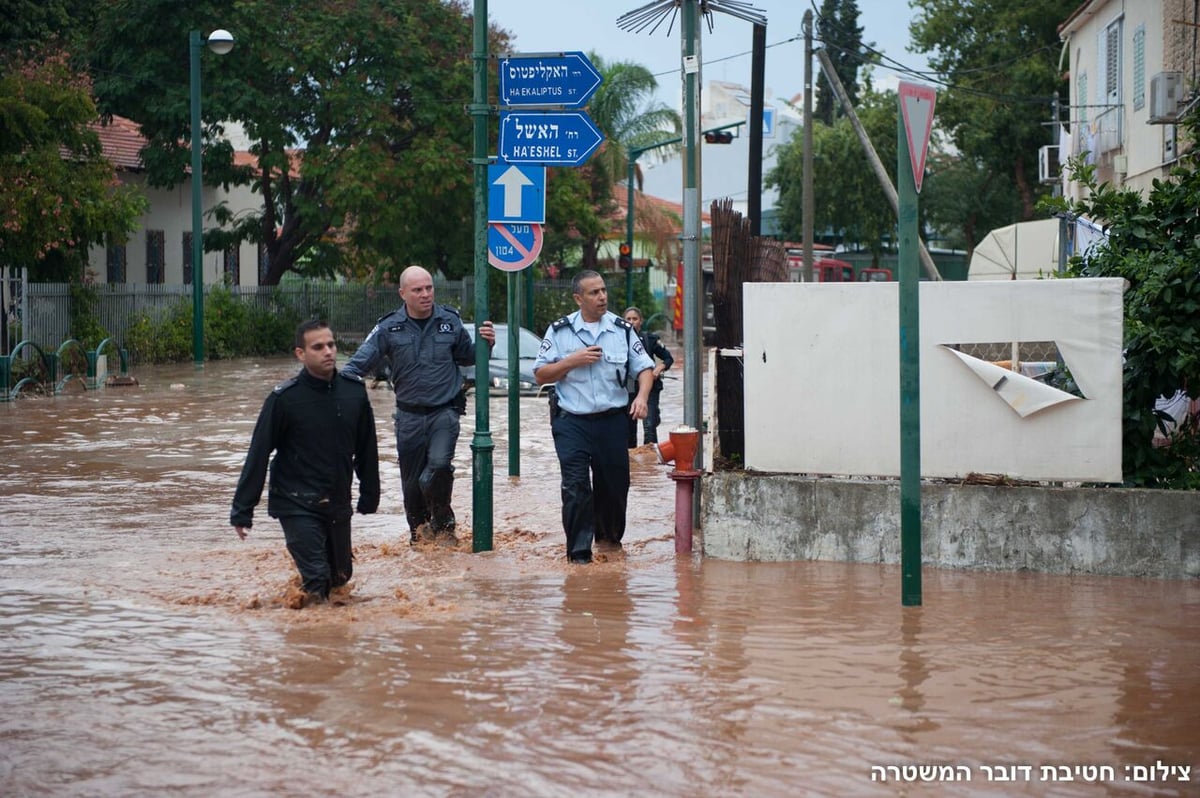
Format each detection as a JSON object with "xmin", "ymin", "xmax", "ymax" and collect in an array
[{"xmin": 743, "ymin": 279, "xmax": 1123, "ymax": 482}]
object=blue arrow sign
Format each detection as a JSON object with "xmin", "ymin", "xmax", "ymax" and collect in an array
[
  {"xmin": 499, "ymin": 51, "xmax": 603, "ymax": 109},
  {"xmin": 499, "ymin": 111, "xmax": 605, "ymax": 168},
  {"xmin": 488, "ymin": 163, "xmax": 545, "ymax": 224}
]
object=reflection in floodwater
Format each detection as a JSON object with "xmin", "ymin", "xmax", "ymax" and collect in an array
[{"xmin": 1, "ymin": 357, "xmax": 1198, "ymax": 796}]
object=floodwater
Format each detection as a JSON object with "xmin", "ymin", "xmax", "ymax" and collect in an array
[{"xmin": 1, "ymin": 356, "xmax": 1198, "ymax": 797}]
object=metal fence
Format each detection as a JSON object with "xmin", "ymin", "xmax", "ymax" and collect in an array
[
  {"xmin": 20, "ymin": 280, "xmax": 476, "ymax": 350},
  {"xmin": 15, "ymin": 275, "xmax": 605, "ymax": 352}
]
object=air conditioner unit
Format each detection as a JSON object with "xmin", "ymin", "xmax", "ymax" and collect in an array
[
  {"xmin": 1149, "ymin": 72, "xmax": 1184, "ymax": 123},
  {"xmin": 1038, "ymin": 144, "xmax": 1060, "ymax": 184}
]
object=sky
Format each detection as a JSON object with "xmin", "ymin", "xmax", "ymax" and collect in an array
[{"xmin": 486, "ymin": 0, "xmax": 935, "ymax": 112}]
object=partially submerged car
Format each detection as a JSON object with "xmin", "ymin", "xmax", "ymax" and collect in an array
[{"xmin": 461, "ymin": 323, "xmax": 548, "ymax": 396}]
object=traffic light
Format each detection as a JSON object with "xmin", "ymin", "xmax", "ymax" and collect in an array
[
  {"xmin": 704, "ymin": 130, "xmax": 734, "ymax": 144},
  {"xmin": 618, "ymin": 242, "xmax": 632, "ymax": 271}
]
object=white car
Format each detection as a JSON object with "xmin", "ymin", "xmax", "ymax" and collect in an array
[{"xmin": 461, "ymin": 323, "xmax": 547, "ymax": 396}]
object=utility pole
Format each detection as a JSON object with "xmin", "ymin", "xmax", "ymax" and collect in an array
[
  {"xmin": 617, "ymin": 0, "xmax": 767, "ymax": 450},
  {"xmin": 681, "ymin": 0, "xmax": 703, "ymax": 433},
  {"xmin": 802, "ymin": 10, "xmax": 814, "ymax": 283},
  {"xmin": 815, "ymin": 48, "xmax": 942, "ymax": 281},
  {"xmin": 748, "ymin": 23, "xmax": 766, "ymax": 236}
]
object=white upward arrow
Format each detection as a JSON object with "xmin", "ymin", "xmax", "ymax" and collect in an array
[{"xmin": 494, "ymin": 165, "xmax": 533, "ymax": 217}]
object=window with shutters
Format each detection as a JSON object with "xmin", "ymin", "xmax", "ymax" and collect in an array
[
  {"xmin": 1095, "ymin": 18, "xmax": 1123, "ymax": 153},
  {"xmin": 106, "ymin": 239, "xmax": 126, "ymax": 283},
  {"xmin": 146, "ymin": 230, "xmax": 165, "ymax": 284},
  {"xmin": 1104, "ymin": 21, "xmax": 1121, "ymax": 104},
  {"xmin": 183, "ymin": 232, "xmax": 193, "ymax": 285},
  {"xmin": 1076, "ymin": 70, "xmax": 1088, "ymax": 154},
  {"xmin": 1132, "ymin": 25, "xmax": 1145, "ymax": 111},
  {"xmin": 224, "ymin": 247, "xmax": 240, "ymax": 285}
]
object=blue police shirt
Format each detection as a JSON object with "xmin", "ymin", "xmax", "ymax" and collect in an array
[{"xmin": 533, "ymin": 310, "xmax": 654, "ymax": 414}]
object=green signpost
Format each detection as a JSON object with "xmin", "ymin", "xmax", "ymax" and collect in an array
[{"xmin": 897, "ymin": 82, "xmax": 936, "ymax": 606}]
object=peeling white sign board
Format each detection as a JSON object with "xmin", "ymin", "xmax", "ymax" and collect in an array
[{"xmin": 743, "ymin": 279, "xmax": 1124, "ymax": 482}]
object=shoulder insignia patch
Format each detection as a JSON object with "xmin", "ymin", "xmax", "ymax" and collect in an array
[
  {"xmin": 273, "ymin": 376, "xmax": 299, "ymax": 394},
  {"xmin": 631, "ymin": 338, "xmax": 646, "ymax": 356}
]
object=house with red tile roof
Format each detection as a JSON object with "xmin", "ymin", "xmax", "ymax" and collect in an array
[{"xmin": 85, "ymin": 115, "xmax": 265, "ymax": 286}]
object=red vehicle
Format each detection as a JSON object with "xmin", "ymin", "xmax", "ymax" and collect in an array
[
  {"xmin": 857, "ymin": 267, "xmax": 893, "ymax": 282},
  {"xmin": 814, "ymin": 258, "xmax": 856, "ymax": 282}
]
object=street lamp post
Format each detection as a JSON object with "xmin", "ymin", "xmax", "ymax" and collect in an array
[{"xmin": 189, "ymin": 28, "xmax": 234, "ymax": 367}]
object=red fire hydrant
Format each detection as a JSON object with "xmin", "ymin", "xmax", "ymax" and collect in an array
[{"xmin": 665, "ymin": 427, "xmax": 701, "ymax": 554}]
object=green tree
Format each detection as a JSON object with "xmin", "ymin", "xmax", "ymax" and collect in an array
[
  {"xmin": 89, "ymin": 0, "xmax": 502, "ymax": 285},
  {"xmin": 767, "ymin": 87, "xmax": 897, "ymax": 261},
  {"xmin": 910, "ymin": 0, "xmax": 1076, "ymax": 220},
  {"xmin": 1042, "ymin": 126, "xmax": 1200, "ymax": 488},
  {"xmin": 0, "ymin": 0, "xmax": 97, "ymax": 56},
  {"xmin": 814, "ymin": 0, "xmax": 866, "ymax": 126},
  {"xmin": 0, "ymin": 48, "xmax": 147, "ymax": 280},
  {"xmin": 545, "ymin": 53, "xmax": 679, "ymax": 271},
  {"xmin": 921, "ymin": 150, "xmax": 1022, "ymax": 255}
]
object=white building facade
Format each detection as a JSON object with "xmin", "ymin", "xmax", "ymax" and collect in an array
[
  {"xmin": 85, "ymin": 116, "xmax": 264, "ymax": 288},
  {"xmin": 1057, "ymin": 0, "xmax": 1198, "ymax": 201}
]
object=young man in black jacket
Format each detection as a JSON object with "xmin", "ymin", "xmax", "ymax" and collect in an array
[{"xmin": 231, "ymin": 320, "xmax": 380, "ymax": 607}]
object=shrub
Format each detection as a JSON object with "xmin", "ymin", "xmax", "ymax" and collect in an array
[{"xmin": 1042, "ymin": 116, "xmax": 1200, "ymax": 488}]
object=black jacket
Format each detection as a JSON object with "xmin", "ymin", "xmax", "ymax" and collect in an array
[{"xmin": 230, "ymin": 368, "xmax": 380, "ymax": 528}]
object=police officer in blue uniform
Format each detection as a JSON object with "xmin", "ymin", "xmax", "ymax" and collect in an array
[
  {"xmin": 533, "ymin": 270, "xmax": 654, "ymax": 563},
  {"xmin": 342, "ymin": 265, "xmax": 495, "ymax": 544}
]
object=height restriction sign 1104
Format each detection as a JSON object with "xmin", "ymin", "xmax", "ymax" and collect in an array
[{"xmin": 487, "ymin": 223, "xmax": 543, "ymax": 272}]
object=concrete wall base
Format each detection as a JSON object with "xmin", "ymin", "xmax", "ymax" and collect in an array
[{"xmin": 701, "ymin": 473, "xmax": 1200, "ymax": 579}]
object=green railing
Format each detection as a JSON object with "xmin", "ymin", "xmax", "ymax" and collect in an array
[{"xmin": 1, "ymin": 337, "xmax": 131, "ymax": 402}]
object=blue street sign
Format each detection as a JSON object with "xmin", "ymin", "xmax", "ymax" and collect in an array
[
  {"xmin": 499, "ymin": 51, "xmax": 603, "ymax": 109},
  {"xmin": 499, "ymin": 111, "xmax": 604, "ymax": 168},
  {"xmin": 488, "ymin": 163, "xmax": 546, "ymax": 224}
]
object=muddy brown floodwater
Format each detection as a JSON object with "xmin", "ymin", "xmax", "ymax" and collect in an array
[{"xmin": 1, "ymin": 356, "xmax": 1198, "ymax": 796}]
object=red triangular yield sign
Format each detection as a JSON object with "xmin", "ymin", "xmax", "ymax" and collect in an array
[{"xmin": 899, "ymin": 82, "xmax": 937, "ymax": 193}]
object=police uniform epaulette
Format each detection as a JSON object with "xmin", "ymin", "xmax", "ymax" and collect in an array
[
  {"xmin": 614, "ymin": 316, "xmax": 633, "ymax": 330},
  {"xmin": 551, "ymin": 316, "xmax": 571, "ymax": 330},
  {"xmin": 272, "ymin": 376, "xmax": 299, "ymax": 394},
  {"xmin": 440, "ymin": 304, "xmax": 461, "ymax": 317}
]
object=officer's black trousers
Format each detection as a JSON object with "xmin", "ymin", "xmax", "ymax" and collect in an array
[
  {"xmin": 394, "ymin": 406, "xmax": 460, "ymax": 533},
  {"xmin": 551, "ymin": 410, "xmax": 630, "ymax": 559},
  {"xmin": 278, "ymin": 512, "xmax": 352, "ymax": 599}
]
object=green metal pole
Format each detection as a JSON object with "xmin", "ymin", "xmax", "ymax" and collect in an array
[
  {"xmin": 189, "ymin": 30, "xmax": 205, "ymax": 367},
  {"xmin": 897, "ymin": 101, "xmax": 922, "ymax": 606},
  {"xmin": 523, "ymin": 266, "xmax": 534, "ymax": 330},
  {"xmin": 470, "ymin": 0, "xmax": 493, "ymax": 552},
  {"xmin": 626, "ymin": 154, "xmax": 636, "ymax": 308},
  {"xmin": 507, "ymin": 272, "xmax": 519, "ymax": 476}
]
